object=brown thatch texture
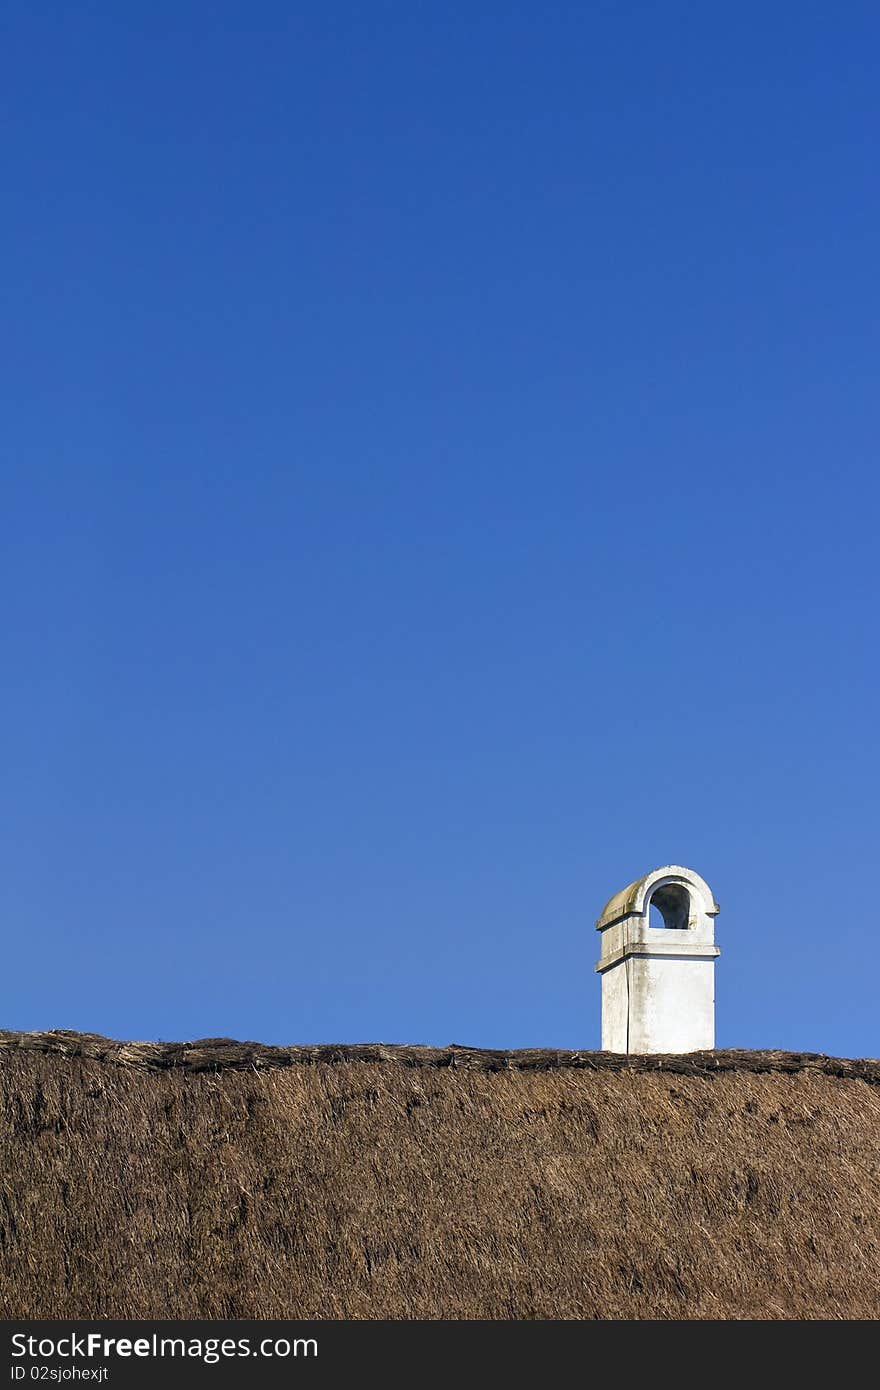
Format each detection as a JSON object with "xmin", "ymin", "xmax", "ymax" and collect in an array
[{"xmin": 1, "ymin": 1033, "xmax": 879, "ymax": 1319}]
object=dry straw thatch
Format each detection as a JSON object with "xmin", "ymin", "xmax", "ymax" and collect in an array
[{"xmin": 1, "ymin": 1031, "xmax": 879, "ymax": 1319}]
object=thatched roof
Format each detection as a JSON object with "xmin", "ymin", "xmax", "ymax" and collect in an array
[{"xmin": 1, "ymin": 1030, "xmax": 878, "ymax": 1319}]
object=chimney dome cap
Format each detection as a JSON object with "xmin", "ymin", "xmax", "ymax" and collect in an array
[{"xmin": 595, "ymin": 864, "xmax": 719, "ymax": 931}]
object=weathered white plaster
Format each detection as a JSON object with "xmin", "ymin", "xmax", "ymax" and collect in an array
[{"xmin": 595, "ymin": 865, "xmax": 720, "ymax": 1054}]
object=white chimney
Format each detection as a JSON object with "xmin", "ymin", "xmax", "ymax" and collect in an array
[{"xmin": 595, "ymin": 865, "xmax": 720, "ymax": 1054}]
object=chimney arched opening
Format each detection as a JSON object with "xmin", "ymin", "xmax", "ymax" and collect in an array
[{"xmin": 647, "ymin": 882, "xmax": 691, "ymax": 932}]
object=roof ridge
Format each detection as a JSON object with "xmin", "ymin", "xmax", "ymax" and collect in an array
[{"xmin": 0, "ymin": 1030, "xmax": 878, "ymax": 1082}]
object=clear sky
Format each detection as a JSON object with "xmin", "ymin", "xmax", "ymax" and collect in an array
[{"xmin": 3, "ymin": 3, "xmax": 877, "ymax": 1056}]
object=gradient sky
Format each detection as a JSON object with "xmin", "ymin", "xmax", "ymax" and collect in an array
[{"xmin": 3, "ymin": 3, "xmax": 877, "ymax": 1055}]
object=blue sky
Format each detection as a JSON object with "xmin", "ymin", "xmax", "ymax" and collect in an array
[{"xmin": 2, "ymin": 3, "xmax": 877, "ymax": 1055}]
